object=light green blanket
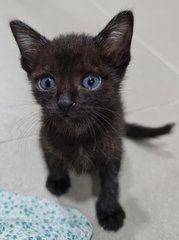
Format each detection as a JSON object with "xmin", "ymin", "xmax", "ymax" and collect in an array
[{"xmin": 0, "ymin": 189, "xmax": 92, "ymax": 240}]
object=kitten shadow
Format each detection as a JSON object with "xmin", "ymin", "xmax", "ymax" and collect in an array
[
  {"xmin": 65, "ymin": 167, "xmax": 107, "ymax": 202},
  {"xmin": 119, "ymin": 196, "xmax": 150, "ymax": 240},
  {"xmin": 65, "ymin": 172, "xmax": 97, "ymax": 202},
  {"xmin": 131, "ymin": 139, "xmax": 174, "ymax": 159}
]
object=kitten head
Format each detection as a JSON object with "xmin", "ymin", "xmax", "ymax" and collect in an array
[{"xmin": 10, "ymin": 11, "xmax": 133, "ymax": 136}]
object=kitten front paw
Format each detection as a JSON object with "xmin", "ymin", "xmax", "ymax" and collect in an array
[
  {"xmin": 96, "ymin": 201, "xmax": 126, "ymax": 231},
  {"xmin": 46, "ymin": 174, "xmax": 71, "ymax": 196}
]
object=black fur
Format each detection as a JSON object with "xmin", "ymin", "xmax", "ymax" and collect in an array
[
  {"xmin": 125, "ymin": 123, "xmax": 175, "ymax": 139},
  {"xmin": 10, "ymin": 11, "xmax": 174, "ymax": 231}
]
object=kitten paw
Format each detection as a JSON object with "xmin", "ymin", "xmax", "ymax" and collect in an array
[
  {"xmin": 96, "ymin": 201, "xmax": 126, "ymax": 231},
  {"xmin": 46, "ymin": 174, "xmax": 71, "ymax": 196}
]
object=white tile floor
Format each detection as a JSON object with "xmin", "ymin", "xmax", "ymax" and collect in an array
[{"xmin": 0, "ymin": 0, "xmax": 179, "ymax": 239}]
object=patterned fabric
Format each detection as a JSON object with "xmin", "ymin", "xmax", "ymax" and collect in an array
[{"xmin": 0, "ymin": 189, "xmax": 92, "ymax": 240}]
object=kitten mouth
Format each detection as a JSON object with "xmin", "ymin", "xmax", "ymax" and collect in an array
[{"xmin": 63, "ymin": 114, "xmax": 69, "ymax": 118}]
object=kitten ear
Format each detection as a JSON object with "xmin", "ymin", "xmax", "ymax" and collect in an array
[
  {"xmin": 95, "ymin": 11, "xmax": 134, "ymax": 65},
  {"xmin": 10, "ymin": 20, "xmax": 49, "ymax": 73}
]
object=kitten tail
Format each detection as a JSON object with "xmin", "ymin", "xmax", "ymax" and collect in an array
[{"xmin": 125, "ymin": 122, "xmax": 175, "ymax": 139}]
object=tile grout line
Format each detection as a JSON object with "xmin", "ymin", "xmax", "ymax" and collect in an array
[
  {"xmin": 87, "ymin": 0, "xmax": 179, "ymax": 76},
  {"xmin": 134, "ymin": 35, "xmax": 179, "ymax": 76},
  {"xmin": 126, "ymin": 99, "xmax": 179, "ymax": 115}
]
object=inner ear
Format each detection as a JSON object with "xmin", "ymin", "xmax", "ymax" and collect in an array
[
  {"xmin": 94, "ymin": 11, "xmax": 134, "ymax": 65},
  {"xmin": 10, "ymin": 20, "xmax": 49, "ymax": 73}
]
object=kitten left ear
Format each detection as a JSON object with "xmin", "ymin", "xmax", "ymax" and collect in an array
[
  {"xmin": 10, "ymin": 20, "xmax": 49, "ymax": 73},
  {"xmin": 94, "ymin": 11, "xmax": 134, "ymax": 65}
]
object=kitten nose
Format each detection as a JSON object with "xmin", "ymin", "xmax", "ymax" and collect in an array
[{"xmin": 57, "ymin": 95, "xmax": 74, "ymax": 113}]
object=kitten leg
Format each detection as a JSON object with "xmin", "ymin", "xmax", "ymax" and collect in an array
[
  {"xmin": 44, "ymin": 152, "xmax": 71, "ymax": 196},
  {"xmin": 96, "ymin": 163, "xmax": 125, "ymax": 231}
]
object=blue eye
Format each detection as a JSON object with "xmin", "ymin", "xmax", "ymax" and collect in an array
[
  {"xmin": 39, "ymin": 76, "xmax": 56, "ymax": 91},
  {"xmin": 81, "ymin": 74, "xmax": 101, "ymax": 90}
]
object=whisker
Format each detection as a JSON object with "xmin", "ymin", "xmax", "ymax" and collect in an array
[
  {"xmin": 85, "ymin": 116, "xmax": 97, "ymax": 153},
  {"xmin": 2, "ymin": 103, "xmax": 37, "ymax": 110},
  {"xmin": 89, "ymin": 112, "xmax": 106, "ymax": 136},
  {"xmin": 94, "ymin": 106, "xmax": 122, "ymax": 117},
  {"xmin": 5, "ymin": 110, "xmax": 40, "ymax": 140},
  {"xmin": 92, "ymin": 110, "xmax": 119, "ymax": 135}
]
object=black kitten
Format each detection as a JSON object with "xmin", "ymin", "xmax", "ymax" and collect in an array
[{"xmin": 10, "ymin": 11, "xmax": 174, "ymax": 231}]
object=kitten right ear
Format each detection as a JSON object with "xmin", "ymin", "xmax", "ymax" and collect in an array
[
  {"xmin": 10, "ymin": 20, "xmax": 49, "ymax": 73},
  {"xmin": 94, "ymin": 11, "xmax": 134, "ymax": 66}
]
